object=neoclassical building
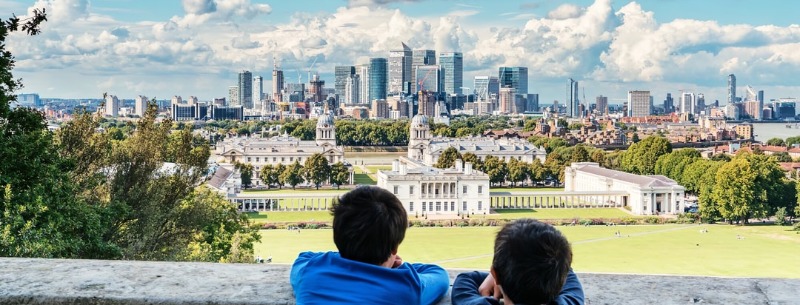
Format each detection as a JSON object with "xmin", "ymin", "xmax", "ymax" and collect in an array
[
  {"xmin": 215, "ymin": 114, "xmax": 345, "ymax": 185},
  {"xmin": 408, "ymin": 115, "xmax": 547, "ymax": 166},
  {"xmin": 564, "ymin": 162, "xmax": 686, "ymax": 215},
  {"xmin": 377, "ymin": 157, "xmax": 491, "ymax": 216}
]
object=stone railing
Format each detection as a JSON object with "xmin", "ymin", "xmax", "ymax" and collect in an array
[{"xmin": 0, "ymin": 258, "xmax": 797, "ymax": 305}]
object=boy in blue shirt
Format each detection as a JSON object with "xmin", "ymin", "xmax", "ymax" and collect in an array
[
  {"xmin": 452, "ymin": 219, "xmax": 584, "ymax": 305},
  {"xmin": 290, "ymin": 186, "xmax": 449, "ymax": 305}
]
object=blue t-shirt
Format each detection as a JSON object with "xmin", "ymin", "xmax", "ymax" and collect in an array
[{"xmin": 291, "ymin": 251, "xmax": 450, "ymax": 305}]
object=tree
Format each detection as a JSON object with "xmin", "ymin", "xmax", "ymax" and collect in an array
[
  {"xmin": 259, "ymin": 164, "xmax": 279, "ymax": 189},
  {"xmin": 528, "ymin": 159, "xmax": 546, "ymax": 184},
  {"xmin": 654, "ymin": 149, "xmax": 701, "ymax": 185},
  {"xmin": 506, "ymin": 158, "xmax": 528, "ymax": 187},
  {"xmin": 786, "ymin": 136, "xmax": 800, "ymax": 148},
  {"xmin": 235, "ymin": 162, "xmax": 254, "ymax": 188},
  {"xmin": 461, "ymin": 152, "xmax": 482, "ymax": 170},
  {"xmin": 329, "ymin": 162, "xmax": 349, "ymax": 189},
  {"xmin": 712, "ymin": 157, "xmax": 756, "ymax": 224},
  {"xmin": 770, "ymin": 152, "xmax": 792, "ymax": 162},
  {"xmin": 435, "ymin": 147, "xmax": 461, "ymax": 169},
  {"xmin": 274, "ymin": 163, "xmax": 287, "ymax": 189},
  {"xmin": 303, "ymin": 153, "xmax": 331, "ymax": 189},
  {"xmin": 523, "ymin": 119, "xmax": 537, "ymax": 132},
  {"xmin": 483, "ymin": 156, "xmax": 508, "ymax": 186},
  {"xmin": 281, "ymin": 161, "xmax": 304, "ymax": 189},
  {"xmin": 766, "ymin": 137, "xmax": 786, "ymax": 146},
  {"xmin": 569, "ymin": 145, "xmax": 591, "ymax": 165},
  {"xmin": 620, "ymin": 136, "xmax": 672, "ymax": 175}
]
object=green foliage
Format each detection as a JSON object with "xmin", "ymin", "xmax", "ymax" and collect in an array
[
  {"xmin": 774, "ymin": 207, "xmax": 788, "ymax": 226},
  {"xmin": 461, "ymin": 152, "xmax": 482, "ymax": 170},
  {"xmin": 259, "ymin": 164, "xmax": 279, "ymax": 189},
  {"xmin": 710, "ymin": 153, "xmax": 786, "ymax": 224},
  {"xmin": 620, "ymin": 136, "xmax": 672, "ymax": 175},
  {"xmin": 506, "ymin": 158, "xmax": 529, "ymax": 187},
  {"xmin": 329, "ymin": 162, "xmax": 349, "ymax": 189},
  {"xmin": 710, "ymin": 153, "xmax": 731, "ymax": 162},
  {"xmin": 483, "ymin": 156, "xmax": 508, "ymax": 186},
  {"xmin": 235, "ymin": 162, "xmax": 254, "ymax": 188},
  {"xmin": 654, "ymin": 149, "xmax": 701, "ymax": 184},
  {"xmin": 769, "ymin": 152, "xmax": 792, "ymax": 162},
  {"xmin": 303, "ymin": 153, "xmax": 331, "ymax": 189},
  {"xmin": 785, "ymin": 136, "xmax": 800, "ymax": 147},
  {"xmin": 334, "ymin": 119, "xmax": 409, "ymax": 146},
  {"xmin": 435, "ymin": 147, "xmax": 461, "ymax": 169},
  {"xmin": 522, "ymin": 118, "xmax": 537, "ymax": 131},
  {"xmin": 281, "ymin": 161, "xmax": 304, "ymax": 189},
  {"xmin": 766, "ymin": 137, "xmax": 786, "ymax": 146}
]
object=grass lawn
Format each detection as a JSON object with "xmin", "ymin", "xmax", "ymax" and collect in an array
[
  {"xmin": 255, "ymin": 224, "xmax": 800, "ymax": 278},
  {"xmin": 352, "ymin": 166, "xmax": 377, "ymax": 185},
  {"xmin": 242, "ymin": 188, "xmax": 348, "ymax": 194},
  {"xmin": 366, "ymin": 165, "xmax": 392, "ymax": 173},
  {"xmin": 247, "ymin": 211, "xmax": 333, "ymax": 223}
]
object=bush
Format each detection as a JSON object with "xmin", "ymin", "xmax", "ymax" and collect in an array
[
  {"xmin": 793, "ymin": 221, "xmax": 800, "ymax": 231},
  {"xmin": 775, "ymin": 207, "xmax": 788, "ymax": 226},
  {"xmin": 261, "ymin": 224, "xmax": 277, "ymax": 230},
  {"xmin": 676, "ymin": 213, "xmax": 698, "ymax": 224}
]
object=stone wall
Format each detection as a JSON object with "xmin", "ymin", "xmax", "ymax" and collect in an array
[{"xmin": 1, "ymin": 258, "xmax": 797, "ymax": 305}]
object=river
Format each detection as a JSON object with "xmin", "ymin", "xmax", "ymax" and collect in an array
[{"xmin": 753, "ymin": 122, "xmax": 800, "ymax": 142}]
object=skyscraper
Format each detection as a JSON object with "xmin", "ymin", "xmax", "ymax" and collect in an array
[
  {"xmin": 566, "ymin": 78, "xmax": 579, "ymax": 117},
  {"xmin": 412, "ymin": 49, "xmax": 436, "ymax": 92},
  {"xmin": 345, "ymin": 74, "xmax": 360, "ymax": 104},
  {"xmin": 474, "ymin": 76, "xmax": 499, "ymax": 101},
  {"xmin": 499, "ymin": 87, "xmax": 516, "ymax": 114},
  {"xmin": 527, "ymin": 94, "xmax": 539, "ymax": 112},
  {"xmin": 228, "ymin": 86, "xmax": 239, "ymax": 106},
  {"xmin": 272, "ymin": 66, "xmax": 284, "ymax": 103},
  {"xmin": 253, "ymin": 76, "xmax": 263, "ymax": 110},
  {"xmin": 389, "ymin": 43, "xmax": 413, "ymax": 96},
  {"xmin": 728, "ymin": 74, "xmax": 736, "ymax": 105},
  {"xmin": 680, "ymin": 92, "xmax": 694, "ymax": 114},
  {"xmin": 105, "ymin": 95, "xmax": 120, "ymax": 117},
  {"xmin": 627, "ymin": 90, "xmax": 651, "ymax": 117},
  {"xmin": 369, "ymin": 58, "xmax": 388, "ymax": 102},
  {"xmin": 439, "ymin": 52, "xmax": 463, "ymax": 96},
  {"xmin": 357, "ymin": 64, "xmax": 370, "ymax": 104},
  {"xmin": 663, "ymin": 93, "xmax": 674, "ymax": 114},
  {"xmin": 696, "ymin": 93, "xmax": 705, "ymax": 114},
  {"xmin": 135, "ymin": 95, "xmax": 148, "ymax": 117},
  {"xmin": 596, "ymin": 95, "xmax": 608, "ymax": 116},
  {"xmin": 335, "ymin": 66, "xmax": 356, "ymax": 99},
  {"xmin": 238, "ymin": 70, "xmax": 253, "ymax": 109},
  {"xmin": 498, "ymin": 67, "xmax": 528, "ymax": 95}
]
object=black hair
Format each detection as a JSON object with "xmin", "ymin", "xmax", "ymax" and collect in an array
[
  {"xmin": 331, "ymin": 186, "xmax": 408, "ymax": 265},
  {"xmin": 492, "ymin": 219, "xmax": 572, "ymax": 305}
]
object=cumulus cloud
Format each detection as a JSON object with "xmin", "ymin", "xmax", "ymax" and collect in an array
[
  {"xmin": 30, "ymin": 0, "xmax": 89, "ymax": 24},
  {"xmin": 348, "ymin": 0, "xmax": 420, "ymax": 8},
  {"xmin": 547, "ymin": 4, "xmax": 583, "ymax": 20},
  {"xmin": 183, "ymin": 0, "xmax": 217, "ymax": 15}
]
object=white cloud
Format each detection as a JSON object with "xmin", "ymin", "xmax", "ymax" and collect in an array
[{"xmin": 547, "ymin": 4, "xmax": 583, "ymax": 20}]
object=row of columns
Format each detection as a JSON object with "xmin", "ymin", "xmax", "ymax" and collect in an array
[
  {"xmin": 236, "ymin": 197, "xmax": 336, "ymax": 212},
  {"xmin": 490, "ymin": 195, "xmax": 626, "ymax": 209},
  {"xmin": 420, "ymin": 182, "xmax": 457, "ymax": 199}
]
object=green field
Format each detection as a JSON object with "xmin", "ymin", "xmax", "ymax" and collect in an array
[
  {"xmin": 255, "ymin": 224, "xmax": 800, "ymax": 278},
  {"xmin": 490, "ymin": 187, "xmax": 565, "ymax": 192},
  {"xmin": 353, "ymin": 166, "xmax": 377, "ymax": 185},
  {"xmin": 242, "ymin": 189, "xmax": 348, "ymax": 194}
]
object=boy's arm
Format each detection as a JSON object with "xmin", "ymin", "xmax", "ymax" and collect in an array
[
  {"xmin": 410, "ymin": 263, "xmax": 450, "ymax": 305},
  {"xmin": 451, "ymin": 271, "xmax": 500, "ymax": 305},
  {"xmin": 557, "ymin": 269, "xmax": 585, "ymax": 305},
  {"xmin": 290, "ymin": 251, "xmax": 318, "ymax": 290}
]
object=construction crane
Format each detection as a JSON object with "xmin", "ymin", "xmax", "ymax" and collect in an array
[
  {"xmin": 417, "ymin": 68, "xmax": 437, "ymax": 93},
  {"xmin": 306, "ymin": 55, "xmax": 319, "ymax": 83}
]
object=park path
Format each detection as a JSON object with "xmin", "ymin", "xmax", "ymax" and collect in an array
[{"xmin": 430, "ymin": 225, "xmax": 697, "ymax": 265}]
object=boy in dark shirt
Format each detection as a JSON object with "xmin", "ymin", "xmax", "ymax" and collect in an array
[
  {"xmin": 452, "ymin": 219, "xmax": 584, "ymax": 305},
  {"xmin": 290, "ymin": 186, "xmax": 449, "ymax": 305}
]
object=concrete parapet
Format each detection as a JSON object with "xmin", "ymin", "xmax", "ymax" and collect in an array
[{"xmin": 0, "ymin": 258, "xmax": 797, "ymax": 305}]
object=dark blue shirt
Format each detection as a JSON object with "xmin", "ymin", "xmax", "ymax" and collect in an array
[
  {"xmin": 451, "ymin": 270, "xmax": 584, "ymax": 305},
  {"xmin": 291, "ymin": 251, "xmax": 450, "ymax": 305}
]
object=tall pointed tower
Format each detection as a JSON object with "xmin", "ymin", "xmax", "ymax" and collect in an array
[{"xmin": 408, "ymin": 114, "xmax": 430, "ymax": 161}]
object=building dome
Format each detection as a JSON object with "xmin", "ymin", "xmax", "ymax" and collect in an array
[
  {"xmin": 317, "ymin": 114, "xmax": 334, "ymax": 128},
  {"xmin": 411, "ymin": 114, "xmax": 429, "ymax": 128}
]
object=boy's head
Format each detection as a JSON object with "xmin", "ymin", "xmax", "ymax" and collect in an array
[
  {"xmin": 491, "ymin": 219, "xmax": 572, "ymax": 305},
  {"xmin": 331, "ymin": 186, "xmax": 408, "ymax": 265}
]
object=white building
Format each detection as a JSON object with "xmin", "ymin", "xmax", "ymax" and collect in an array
[
  {"xmin": 377, "ymin": 157, "xmax": 490, "ymax": 217},
  {"xmin": 564, "ymin": 162, "xmax": 686, "ymax": 215},
  {"xmin": 408, "ymin": 115, "xmax": 547, "ymax": 165},
  {"xmin": 214, "ymin": 114, "xmax": 344, "ymax": 186},
  {"xmin": 134, "ymin": 95, "xmax": 148, "ymax": 117},
  {"xmin": 105, "ymin": 95, "xmax": 120, "ymax": 117}
]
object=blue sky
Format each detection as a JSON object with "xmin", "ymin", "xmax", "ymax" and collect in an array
[{"xmin": 6, "ymin": 0, "xmax": 800, "ymax": 104}]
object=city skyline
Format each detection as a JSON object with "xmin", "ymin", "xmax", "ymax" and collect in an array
[{"xmin": 7, "ymin": 0, "xmax": 800, "ymax": 104}]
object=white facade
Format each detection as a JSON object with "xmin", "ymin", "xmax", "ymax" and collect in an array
[
  {"xmin": 377, "ymin": 157, "xmax": 490, "ymax": 216},
  {"xmin": 408, "ymin": 115, "xmax": 547, "ymax": 165},
  {"xmin": 345, "ymin": 74, "xmax": 360, "ymax": 104},
  {"xmin": 564, "ymin": 162, "xmax": 686, "ymax": 215},
  {"xmin": 214, "ymin": 114, "xmax": 344, "ymax": 186},
  {"xmin": 105, "ymin": 95, "xmax": 120, "ymax": 117},
  {"xmin": 134, "ymin": 95, "xmax": 148, "ymax": 117}
]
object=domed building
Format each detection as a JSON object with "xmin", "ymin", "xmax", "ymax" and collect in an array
[
  {"xmin": 407, "ymin": 115, "xmax": 547, "ymax": 166},
  {"xmin": 215, "ymin": 114, "xmax": 345, "ymax": 187}
]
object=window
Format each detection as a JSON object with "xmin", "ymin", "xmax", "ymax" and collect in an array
[
  {"xmin": 463, "ymin": 185, "xmax": 467, "ymax": 194},
  {"xmin": 429, "ymin": 202, "xmax": 433, "ymax": 211},
  {"xmin": 422, "ymin": 202, "xmax": 426, "ymax": 211},
  {"xmin": 290, "ymin": 157, "xmax": 294, "ymax": 161},
  {"xmin": 393, "ymin": 186, "xmax": 399, "ymax": 194},
  {"xmin": 281, "ymin": 157, "xmax": 285, "ymax": 162},
  {"xmin": 478, "ymin": 201, "xmax": 483, "ymax": 210},
  {"xmin": 478, "ymin": 186, "xmax": 483, "ymax": 194},
  {"xmin": 443, "ymin": 202, "xmax": 447, "ymax": 211},
  {"xmin": 450, "ymin": 202, "xmax": 455, "ymax": 211},
  {"xmin": 462, "ymin": 201, "xmax": 467, "ymax": 211},
  {"xmin": 435, "ymin": 202, "xmax": 441, "ymax": 211},
  {"xmin": 255, "ymin": 157, "xmax": 259, "ymax": 162},
  {"xmin": 409, "ymin": 202, "xmax": 414, "ymax": 212},
  {"xmin": 273, "ymin": 157, "xmax": 276, "ymax": 162},
  {"xmin": 247, "ymin": 157, "xmax": 251, "ymax": 162},
  {"xmin": 410, "ymin": 186, "xmax": 414, "ymax": 195}
]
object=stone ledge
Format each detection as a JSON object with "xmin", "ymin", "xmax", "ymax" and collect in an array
[{"xmin": 0, "ymin": 258, "xmax": 798, "ymax": 305}]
